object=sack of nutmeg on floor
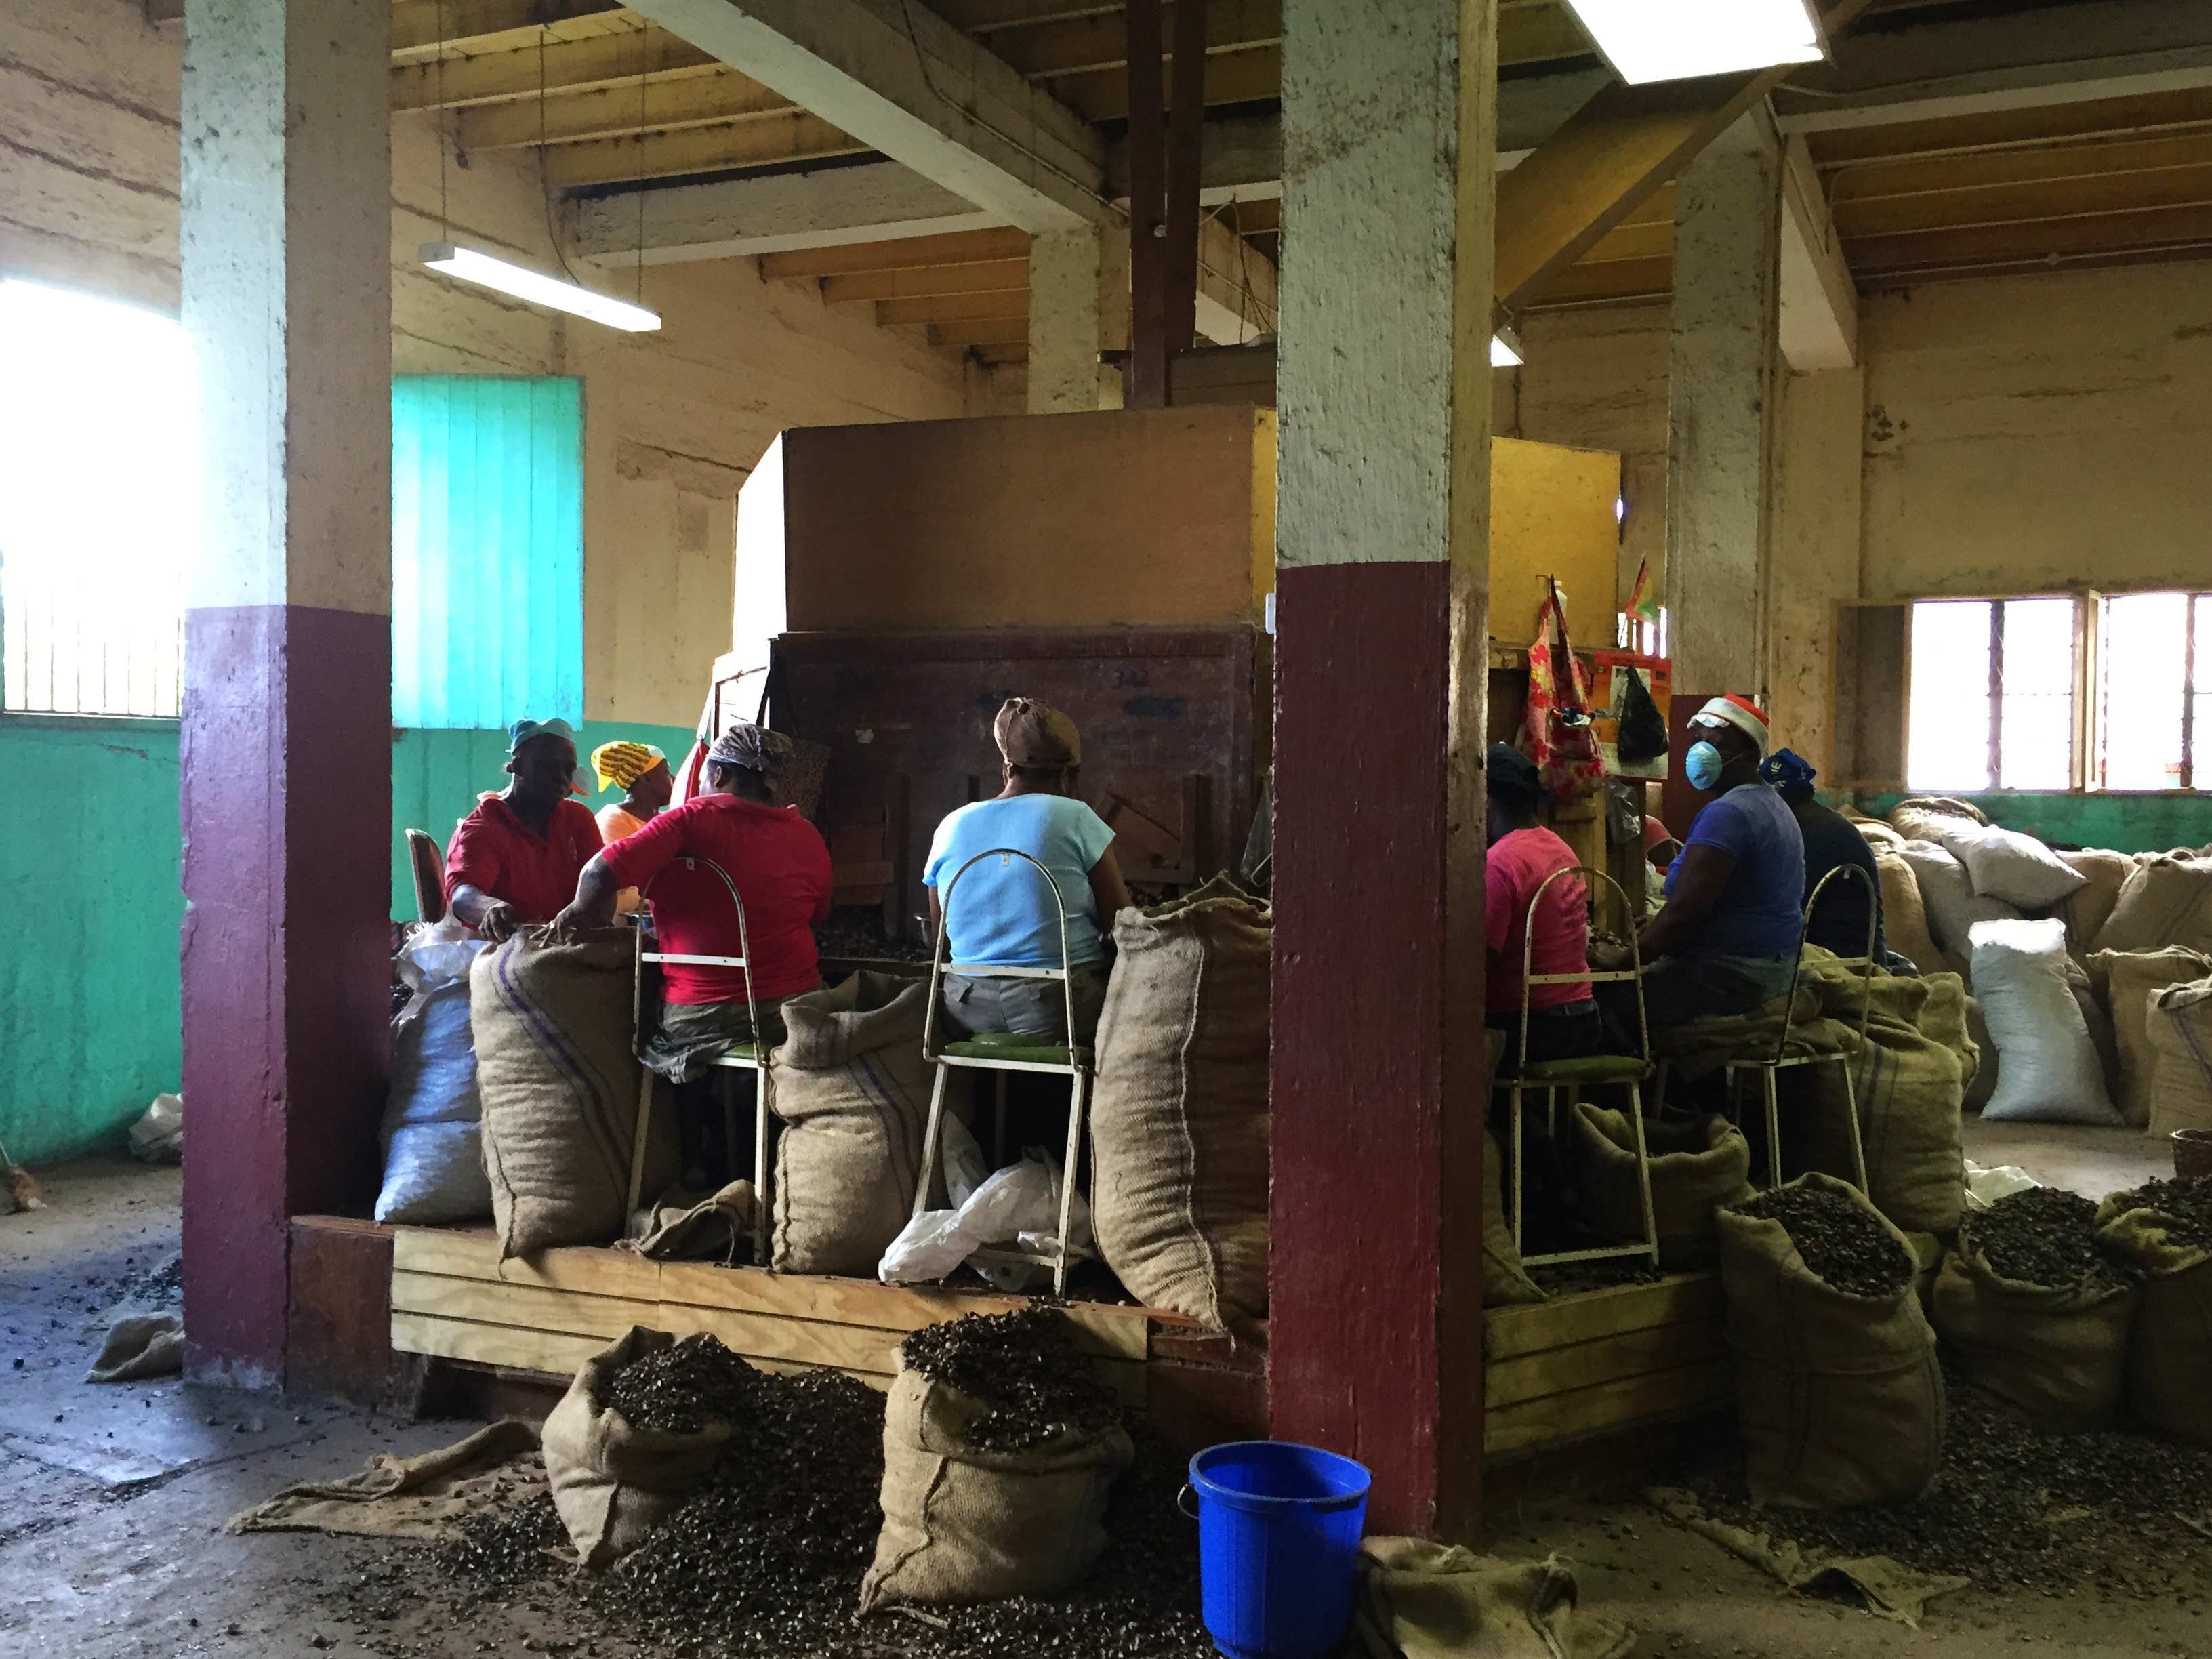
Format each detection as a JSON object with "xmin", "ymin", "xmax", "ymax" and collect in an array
[
  {"xmin": 860, "ymin": 1307, "xmax": 1132, "ymax": 1612},
  {"xmin": 2095, "ymin": 1177, "xmax": 2212, "ymax": 1449}
]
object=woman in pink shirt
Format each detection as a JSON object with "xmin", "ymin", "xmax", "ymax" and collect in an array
[{"xmin": 1483, "ymin": 743, "xmax": 1597, "ymax": 1067}]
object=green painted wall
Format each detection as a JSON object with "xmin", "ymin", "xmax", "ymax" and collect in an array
[
  {"xmin": 390, "ymin": 720, "xmax": 697, "ymax": 918},
  {"xmin": 0, "ymin": 719, "xmax": 184, "ymax": 1166},
  {"xmin": 1856, "ymin": 791, "xmax": 2212, "ymax": 855},
  {"xmin": 6, "ymin": 716, "xmax": 695, "ymax": 1164}
]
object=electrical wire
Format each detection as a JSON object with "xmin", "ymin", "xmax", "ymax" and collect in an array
[
  {"xmin": 436, "ymin": 0, "xmax": 449, "ymax": 236},
  {"xmin": 537, "ymin": 28, "xmax": 589, "ymax": 286}
]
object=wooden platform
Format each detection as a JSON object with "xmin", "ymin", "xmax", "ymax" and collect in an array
[
  {"xmin": 1482, "ymin": 1273, "xmax": 1729, "ymax": 1460},
  {"xmin": 390, "ymin": 1227, "xmax": 1173, "ymax": 1406}
]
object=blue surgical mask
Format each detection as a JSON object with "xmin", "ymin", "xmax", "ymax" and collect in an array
[{"xmin": 1685, "ymin": 740, "xmax": 1724, "ymax": 791}]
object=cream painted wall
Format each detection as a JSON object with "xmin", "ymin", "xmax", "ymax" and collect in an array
[
  {"xmin": 2, "ymin": 1, "xmax": 983, "ymax": 729},
  {"xmin": 1858, "ymin": 263, "xmax": 2212, "ymax": 602},
  {"xmin": 1767, "ymin": 367, "xmax": 1864, "ymax": 775}
]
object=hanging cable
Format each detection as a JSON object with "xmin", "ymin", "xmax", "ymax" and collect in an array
[
  {"xmin": 436, "ymin": 0, "xmax": 449, "ymax": 236},
  {"xmin": 538, "ymin": 27, "xmax": 589, "ymax": 285}
]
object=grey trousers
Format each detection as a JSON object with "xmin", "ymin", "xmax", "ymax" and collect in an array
[
  {"xmin": 941, "ymin": 962, "xmax": 1109, "ymax": 1045},
  {"xmin": 1637, "ymin": 952, "xmax": 1798, "ymax": 1033}
]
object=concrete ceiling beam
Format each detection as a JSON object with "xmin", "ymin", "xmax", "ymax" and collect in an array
[
  {"xmin": 623, "ymin": 0, "xmax": 1110, "ymax": 232},
  {"xmin": 1778, "ymin": 136, "xmax": 1857, "ymax": 371},
  {"xmin": 568, "ymin": 160, "xmax": 1002, "ymax": 263}
]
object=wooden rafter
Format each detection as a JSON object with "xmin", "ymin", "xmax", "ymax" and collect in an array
[
  {"xmin": 1051, "ymin": 43, "xmax": 1278, "ymax": 122},
  {"xmin": 392, "ymin": 27, "xmax": 719, "ymax": 110},
  {"xmin": 538, "ymin": 111, "xmax": 861, "ymax": 186},
  {"xmin": 455, "ymin": 67, "xmax": 795, "ymax": 148},
  {"xmin": 819, "ymin": 260, "xmax": 1031, "ymax": 302},
  {"xmin": 877, "ymin": 292, "xmax": 1031, "ymax": 325},
  {"xmin": 391, "ymin": 0, "xmax": 627, "ymax": 59},
  {"xmin": 759, "ymin": 228, "xmax": 1033, "ymax": 281},
  {"xmin": 982, "ymin": 0, "xmax": 1277, "ymax": 79},
  {"xmin": 928, "ymin": 317, "xmax": 1033, "ymax": 348}
]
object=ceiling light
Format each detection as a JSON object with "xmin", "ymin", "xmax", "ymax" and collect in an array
[
  {"xmin": 1563, "ymin": 0, "xmax": 1825, "ymax": 85},
  {"xmin": 1490, "ymin": 322, "xmax": 1524, "ymax": 368},
  {"xmin": 420, "ymin": 243, "xmax": 661, "ymax": 333}
]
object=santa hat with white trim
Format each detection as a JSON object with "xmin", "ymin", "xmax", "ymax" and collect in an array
[{"xmin": 1689, "ymin": 694, "xmax": 1771, "ymax": 756}]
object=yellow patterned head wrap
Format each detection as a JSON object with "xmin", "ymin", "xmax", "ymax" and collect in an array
[{"xmin": 591, "ymin": 740, "xmax": 666, "ymax": 794}]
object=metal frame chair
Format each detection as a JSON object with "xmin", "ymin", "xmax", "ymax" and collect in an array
[
  {"xmin": 909, "ymin": 847, "xmax": 1092, "ymax": 1296},
  {"xmin": 1502, "ymin": 865, "xmax": 1661, "ymax": 1269},
  {"xmin": 1722, "ymin": 862, "xmax": 1877, "ymax": 1191},
  {"xmin": 405, "ymin": 829, "xmax": 447, "ymax": 924},
  {"xmin": 627, "ymin": 855, "xmax": 771, "ymax": 1265}
]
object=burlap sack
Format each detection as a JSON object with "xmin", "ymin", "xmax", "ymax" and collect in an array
[
  {"xmin": 2057, "ymin": 851, "xmax": 2135, "ymax": 959},
  {"xmin": 473, "ymin": 930, "xmax": 674, "ymax": 1258},
  {"xmin": 1573, "ymin": 1105, "xmax": 1750, "ymax": 1269},
  {"xmin": 769, "ymin": 972, "xmax": 936, "ymax": 1277},
  {"xmin": 1799, "ymin": 970, "xmax": 1968, "ymax": 1237},
  {"xmin": 1931, "ymin": 1236, "xmax": 2139, "ymax": 1431},
  {"xmin": 1345, "ymin": 1540, "xmax": 1630, "ymax": 1659},
  {"xmin": 1875, "ymin": 850, "xmax": 1943, "ymax": 977},
  {"xmin": 1897, "ymin": 842, "xmax": 2018, "ymax": 968},
  {"xmin": 2090, "ymin": 949, "xmax": 2212, "ymax": 1129},
  {"xmin": 541, "ymin": 1328, "xmax": 732, "ymax": 1570},
  {"xmin": 1090, "ymin": 878, "xmax": 1270, "ymax": 1330},
  {"xmin": 2096, "ymin": 1193, "xmax": 2212, "ymax": 1448},
  {"xmin": 2059, "ymin": 952, "xmax": 2125, "ymax": 1104},
  {"xmin": 1961, "ymin": 996, "xmax": 1999, "ymax": 1111},
  {"xmin": 1484, "ymin": 1128, "xmax": 1547, "ymax": 1307},
  {"xmin": 1888, "ymin": 796, "xmax": 1986, "ymax": 842},
  {"xmin": 859, "ymin": 1364, "xmax": 1133, "ymax": 1611},
  {"xmin": 1717, "ymin": 1175, "xmax": 1945, "ymax": 1509},
  {"xmin": 1845, "ymin": 811, "xmax": 1906, "ymax": 854},
  {"xmin": 2146, "ymin": 977, "xmax": 2212, "ymax": 1139},
  {"xmin": 2095, "ymin": 858, "xmax": 2212, "ymax": 955},
  {"xmin": 1935, "ymin": 821, "xmax": 2087, "ymax": 910}
]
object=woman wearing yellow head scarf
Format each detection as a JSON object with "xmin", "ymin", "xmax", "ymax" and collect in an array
[{"xmin": 591, "ymin": 741, "xmax": 671, "ymax": 914}]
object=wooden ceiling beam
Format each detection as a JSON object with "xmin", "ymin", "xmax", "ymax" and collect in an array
[
  {"xmin": 877, "ymin": 292, "xmax": 1031, "ymax": 325},
  {"xmin": 928, "ymin": 317, "xmax": 1034, "ymax": 348},
  {"xmin": 392, "ymin": 30, "xmax": 718, "ymax": 110},
  {"xmin": 1052, "ymin": 43, "xmax": 1279, "ymax": 121},
  {"xmin": 1523, "ymin": 254, "xmax": 1674, "ymax": 309},
  {"xmin": 1843, "ymin": 199, "xmax": 2212, "ymax": 274},
  {"xmin": 1855, "ymin": 241, "xmax": 2212, "ymax": 292},
  {"xmin": 538, "ymin": 111, "xmax": 862, "ymax": 186},
  {"xmin": 819, "ymin": 259, "xmax": 1031, "ymax": 302},
  {"xmin": 1807, "ymin": 86, "xmax": 2212, "ymax": 167},
  {"xmin": 928, "ymin": 1, "xmax": 1118, "ymax": 28},
  {"xmin": 987, "ymin": 0, "xmax": 1278, "ymax": 79},
  {"xmin": 1827, "ymin": 129, "xmax": 2212, "ymax": 205},
  {"xmin": 760, "ymin": 228, "xmax": 1033, "ymax": 279},
  {"xmin": 1493, "ymin": 0, "xmax": 1875, "ymax": 309},
  {"xmin": 391, "ymin": 0, "xmax": 625, "ymax": 58},
  {"xmin": 1833, "ymin": 163, "xmax": 2212, "ymax": 240},
  {"xmin": 966, "ymin": 342, "xmax": 1032, "ymax": 366},
  {"xmin": 455, "ymin": 68, "xmax": 794, "ymax": 148}
]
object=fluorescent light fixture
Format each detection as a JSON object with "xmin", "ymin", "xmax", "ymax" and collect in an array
[
  {"xmin": 420, "ymin": 243, "xmax": 661, "ymax": 333},
  {"xmin": 1490, "ymin": 322, "xmax": 1524, "ymax": 368},
  {"xmin": 1563, "ymin": 0, "xmax": 1824, "ymax": 85}
]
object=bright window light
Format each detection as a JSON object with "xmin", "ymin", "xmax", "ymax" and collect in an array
[
  {"xmin": 1490, "ymin": 331, "xmax": 1523, "ymax": 368},
  {"xmin": 422, "ymin": 243, "xmax": 661, "ymax": 333},
  {"xmin": 1563, "ymin": 0, "xmax": 1824, "ymax": 85},
  {"xmin": 0, "ymin": 279, "xmax": 196, "ymax": 717}
]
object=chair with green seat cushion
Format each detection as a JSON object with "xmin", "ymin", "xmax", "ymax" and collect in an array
[
  {"xmin": 910, "ymin": 847, "xmax": 1097, "ymax": 1297},
  {"xmin": 627, "ymin": 856, "xmax": 774, "ymax": 1265},
  {"xmin": 1500, "ymin": 864, "xmax": 1661, "ymax": 1271}
]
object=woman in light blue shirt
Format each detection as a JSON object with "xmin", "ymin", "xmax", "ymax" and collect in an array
[{"xmin": 924, "ymin": 698, "xmax": 1130, "ymax": 1044}]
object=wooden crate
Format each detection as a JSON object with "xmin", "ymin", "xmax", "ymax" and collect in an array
[
  {"xmin": 389, "ymin": 1228, "xmax": 1156, "ymax": 1405},
  {"xmin": 1483, "ymin": 1273, "xmax": 1729, "ymax": 1460}
]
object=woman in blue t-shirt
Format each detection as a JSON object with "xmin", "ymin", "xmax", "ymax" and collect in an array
[
  {"xmin": 1635, "ymin": 695, "xmax": 1806, "ymax": 1031},
  {"xmin": 923, "ymin": 698, "xmax": 1131, "ymax": 1044}
]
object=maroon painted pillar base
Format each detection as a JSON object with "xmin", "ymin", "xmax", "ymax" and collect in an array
[
  {"xmin": 181, "ymin": 605, "xmax": 392, "ymax": 1387},
  {"xmin": 1269, "ymin": 561, "xmax": 1486, "ymax": 1539}
]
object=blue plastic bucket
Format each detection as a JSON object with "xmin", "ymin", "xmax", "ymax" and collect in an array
[{"xmin": 1185, "ymin": 1440, "xmax": 1372, "ymax": 1659}]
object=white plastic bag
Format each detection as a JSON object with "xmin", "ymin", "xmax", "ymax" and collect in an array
[
  {"xmin": 375, "ymin": 927, "xmax": 493, "ymax": 1224},
  {"xmin": 128, "ymin": 1094, "xmax": 184, "ymax": 1164},
  {"xmin": 1971, "ymin": 918, "xmax": 2124, "ymax": 1126},
  {"xmin": 879, "ymin": 1145, "xmax": 1094, "ymax": 1293},
  {"xmin": 1962, "ymin": 1160, "xmax": 2039, "ymax": 1213}
]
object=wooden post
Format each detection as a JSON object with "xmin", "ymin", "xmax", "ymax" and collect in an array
[
  {"xmin": 1164, "ymin": 0, "xmax": 1208, "ymax": 355},
  {"xmin": 1125, "ymin": 0, "xmax": 1170, "ymax": 408}
]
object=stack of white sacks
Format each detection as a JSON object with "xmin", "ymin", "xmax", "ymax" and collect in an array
[{"xmin": 1850, "ymin": 796, "xmax": 2212, "ymax": 1134}]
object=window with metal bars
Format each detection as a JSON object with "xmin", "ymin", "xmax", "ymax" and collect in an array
[
  {"xmin": 0, "ymin": 280, "xmax": 194, "ymax": 719},
  {"xmin": 2098, "ymin": 590, "xmax": 2212, "ymax": 791},
  {"xmin": 1906, "ymin": 597, "xmax": 2078, "ymax": 792}
]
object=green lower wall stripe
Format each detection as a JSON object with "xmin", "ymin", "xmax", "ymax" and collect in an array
[
  {"xmin": 3, "ymin": 717, "xmax": 696, "ymax": 1164},
  {"xmin": 1856, "ymin": 791, "xmax": 2212, "ymax": 856}
]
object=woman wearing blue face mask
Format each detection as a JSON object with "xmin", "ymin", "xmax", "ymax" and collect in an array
[{"xmin": 1632, "ymin": 695, "xmax": 1806, "ymax": 1034}]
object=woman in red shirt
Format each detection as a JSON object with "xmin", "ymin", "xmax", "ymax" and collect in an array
[
  {"xmin": 555, "ymin": 722, "xmax": 832, "ymax": 1078},
  {"xmin": 445, "ymin": 718, "xmax": 602, "ymax": 941},
  {"xmin": 1483, "ymin": 743, "xmax": 1597, "ymax": 1067}
]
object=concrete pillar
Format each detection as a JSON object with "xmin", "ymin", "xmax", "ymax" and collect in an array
[
  {"xmin": 1027, "ymin": 228, "xmax": 1122, "ymax": 413},
  {"xmin": 1666, "ymin": 112, "xmax": 1782, "ymax": 699},
  {"xmin": 179, "ymin": 0, "xmax": 393, "ymax": 1387},
  {"xmin": 1766, "ymin": 366, "xmax": 1866, "ymax": 773},
  {"xmin": 1272, "ymin": 0, "xmax": 1496, "ymax": 1539}
]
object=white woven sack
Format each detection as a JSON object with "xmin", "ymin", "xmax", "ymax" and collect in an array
[{"xmin": 1970, "ymin": 918, "xmax": 2123, "ymax": 1126}]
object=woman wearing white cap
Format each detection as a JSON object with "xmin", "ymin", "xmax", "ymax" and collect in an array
[{"xmin": 1633, "ymin": 695, "xmax": 1805, "ymax": 1033}]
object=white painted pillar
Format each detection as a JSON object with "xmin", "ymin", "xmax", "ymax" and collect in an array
[
  {"xmin": 1027, "ymin": 227, "xmax": 1121, "ymax": 413},
  {"xmin": 1666, "ymin": 111, "xmax": 1782, "ymax": 699},
  {"xmin": 1272, "ymin": 0, "xmax": 1496, "ymax": 1540},
  {"xmin": 178, "ymin": 0, "xmax": 392, "ymax": 1386}
]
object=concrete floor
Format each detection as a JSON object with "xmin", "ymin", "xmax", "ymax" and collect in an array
[
  {"xmin": 3, "ymin": 1149, "xmax": 2204, "ymax": 1658},
  {"xmin": 1960, "ymin": 1115, "xmax": 2172, "ymax": 1200}
]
